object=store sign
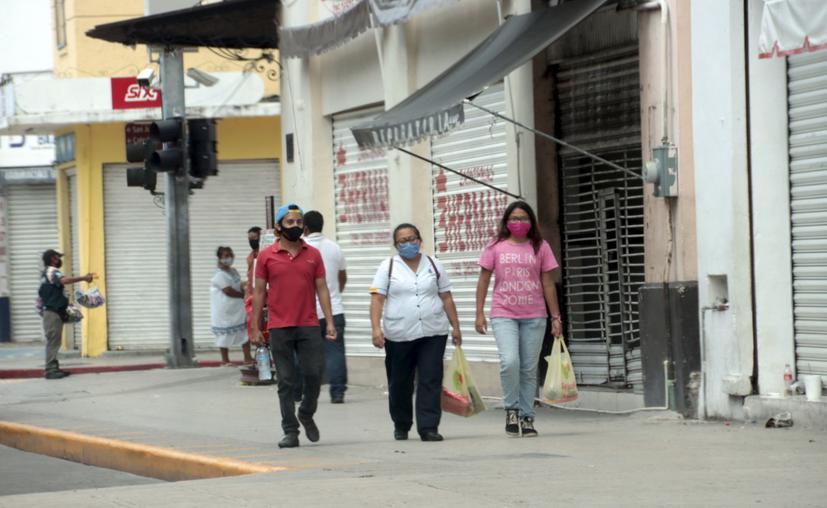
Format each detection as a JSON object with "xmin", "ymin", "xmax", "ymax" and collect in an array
[
  {"xmin": 125, "ymin": 123, "xmax": 152, "ymax": 145},
  {"xmin": 0, "ymin": 167, "xmax": 55, "ymax": 184},
  {"xmin": 111, "ymin": 77, "xmax": 162, "ymax": 110},
  {"xmin": 0, "ymin": 135, "xmax": 55, "ymax": 167}
]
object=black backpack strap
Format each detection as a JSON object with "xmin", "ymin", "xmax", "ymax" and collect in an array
[
  {"xmin": 426, "ymin": 256, "xmax": 441, "ymax": 284},
  {"xmin": 386, "ymin": 257, "xmax": 394, "ymax": 294}
]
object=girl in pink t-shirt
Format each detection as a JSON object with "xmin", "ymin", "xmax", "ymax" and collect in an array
[{"xmin": 475, "ymin": 201, "xmax": 563, "ymax": 438}]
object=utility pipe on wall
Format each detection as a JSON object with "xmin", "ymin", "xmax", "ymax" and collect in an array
[{"xmin": 638, "ymin": 0, "xmax": 671, "ymax": 144}]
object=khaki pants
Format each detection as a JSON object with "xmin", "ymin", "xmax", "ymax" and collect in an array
[{"xmin": 42, "ymin": 310, "xmax": 63, "ymax": 373}]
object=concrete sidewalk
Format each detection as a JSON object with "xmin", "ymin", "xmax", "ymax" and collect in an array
[
  {"xmin": 0, "ymin": 343, "xmax": 249, "ymax": 378},
  {"xmin": 1, "ymin": 366, "xmax": 826, "ymax": 507}
]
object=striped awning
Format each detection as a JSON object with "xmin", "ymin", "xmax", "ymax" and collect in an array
[
  {"xmin": 350, "ymin": 0, "xmax": 605, "ymax": 150},
  {"xmin": 759, "ymin": 0, "xmax": 827, "ymax": 58}
]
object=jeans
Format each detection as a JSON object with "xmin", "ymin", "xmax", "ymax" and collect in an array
[
  {"xmin": 320, "ymin": 314, "xmax": 347, "ymax": 399},
  {"xmin": 269, "ymin": 327, "xmax": 325, "ymax": 435},
  {"xmin": 384, "ymin": 335, "xmax": 447, "ymax": 436},
  {"xmin": 42, "ymin": 310, "xmax": 63, "ymax": 373},
  {"xmin": 491, "ymin": 317, "xmax": 547, "ymax": 418}
]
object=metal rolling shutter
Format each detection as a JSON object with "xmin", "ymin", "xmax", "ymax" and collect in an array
[
  {"xmin": 104, "ymin": 162, "xmax": 280, "ymax": 350},
  {"xmin": 189, "ymin": 161, "xmax": 280, "ymax": 348},
  {"xmin": 103, "ymin": 165, "xmax": 169, "ymax": 349},
  {"xmin": 7, "ymin": 184, "xmax": 59, "ymax": 342},
  {"xmin": 333, "ymin": 109, "xmax": 391, "ymax": 357},
  {"xmin": 431, "ymin": 84, "xmax": 509, "ymax": 361},
  {"xmin": 788, "ymin": 50, "xmax": 827, "ymax": 388},
  {"xmin": 555, "ymin": 46, "xmax": 645, "ymax": 390},
  {"xmin": 67, "ymin": 171, "xmax": 81, "ymax": 349}
]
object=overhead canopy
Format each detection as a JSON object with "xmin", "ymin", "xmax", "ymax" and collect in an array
[
  {"xmin": 759, "ymin": 0, "xmax": 827, "ymax": 58},
  {"xmin": 280, "ymin": 0, "xmax": 456, "ymax": 58},
  {"xmin": 86, "ymin": 0, "xmax": 279, "ymax": 49},
  {"xmin": 351, "ymin": 0, "xmax": 605, "ymax": 150}
]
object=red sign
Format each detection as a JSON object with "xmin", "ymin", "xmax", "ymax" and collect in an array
[
  {"xmin": 111, "ymin": 77, "xmax": 162, "ymax": 110},
  {"xmin": 125, "ymin": 123, "xmax": 152, "ymax": 145}
]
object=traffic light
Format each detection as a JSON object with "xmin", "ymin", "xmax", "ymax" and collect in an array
[
  {"xmin": 125, "ymin": 138, "xmax": 157, "ymax": 192},
  {"xmin": 188, "ymin": 119, "xmax": 217, "ymax": 180},
  {"xmin": 149, "ymin": 118, "xmax": 184, "ymax": 172}
]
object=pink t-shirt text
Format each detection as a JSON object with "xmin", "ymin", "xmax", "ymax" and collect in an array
[{"xmin": 479, "ymin": 239, "xmax": 558, "ymax": 319}]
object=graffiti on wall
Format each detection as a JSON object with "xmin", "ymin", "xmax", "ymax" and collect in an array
[{"xmin": 434, "ymin": 166, "xmax": 507, "ymax": 256}]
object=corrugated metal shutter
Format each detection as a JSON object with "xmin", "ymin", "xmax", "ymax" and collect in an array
[
  {"xmin": 67, "ymin": 171, "xmax": 81, "ymax": 349},
  {"xmin": 7, "ymin": 184, "xmax": 58, "ymax": 342},
  {"xmin": 189, "ymin": 161, "xmax": 280, "ymax": 348},
  {"xmin": 104, "ymin": 161, "xmax": 280, "ymax": 350},
  {"xmin": 333, "ymin": 109, "xmax": 391, "ymax": 357},
  {"xmin": 103, "ymin": 165, "xmax": 169, "ymax": 349},
  {"xmin": 555, "ymin": 46, "xmax": 645, "ymax": 390},
  {"xmin": 788, "ymin": 50, "xmax": 827, "ymax": 388},
  {"xmin": 431, "ymin": 83, "xmax": 509, "ymax": 361}
]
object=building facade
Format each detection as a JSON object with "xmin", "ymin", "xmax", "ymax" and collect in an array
[
  {"xmin": 0, "ymin": 0, "xmax": 283, "ymax": 356},
  {"xmin": 278, "ymin": 0, "xmax": 701, "ymax": 412}
]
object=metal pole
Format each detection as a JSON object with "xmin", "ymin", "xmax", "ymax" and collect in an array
[
  {"xmin": 160, "ymin": 47, "xmax": 195, "ymax": 368},
  {"xmin": 464, "ymin": 99, "xmax": 645, "ymax": 181}
]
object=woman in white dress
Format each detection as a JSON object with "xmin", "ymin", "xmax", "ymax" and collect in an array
[{"xmin": 210, "ymin": 246, "xmax": 252, "ymax": 365}]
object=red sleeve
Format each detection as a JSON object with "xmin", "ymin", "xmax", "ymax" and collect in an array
[{"xmin": 254, "ymin": 248, "xmax": 269, "ymax": 280}]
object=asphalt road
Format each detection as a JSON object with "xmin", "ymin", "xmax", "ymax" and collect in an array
[{"xmin": 0, "ymin": 445, "xmax": 160, "ymax": 496}]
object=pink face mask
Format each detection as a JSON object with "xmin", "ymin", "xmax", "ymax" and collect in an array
[{"xmin": 507, "ymin": 222, "xmax": 531, "ymax": 237}]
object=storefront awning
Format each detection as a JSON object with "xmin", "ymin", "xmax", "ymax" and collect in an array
[
  {"xmin": 351, "ymin": 0, "xmax": 605, "ymax": 150},
  {"xmin": 280, "ymin": 0, "xmax": 456, "ymax": 58},
  {"xmin": 759, "ymin": 0, "xmax": 827, "ymax": 58},
  {"xmin": 86, "ymin": 0, "xmax": 279, "ymax": 49}
]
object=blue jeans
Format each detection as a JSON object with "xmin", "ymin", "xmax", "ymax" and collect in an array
[
  {"xmin": 321, "ymin": 314, "xmax": 347, "ymax": 399},
  {"xmin": 492, "ymin": 317, "xmax": 547, "ymax": 418}
]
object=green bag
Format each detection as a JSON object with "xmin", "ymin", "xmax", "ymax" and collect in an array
[{"xmin": 442, "ymin": 345, "xmax": 486, "ymax": 417}]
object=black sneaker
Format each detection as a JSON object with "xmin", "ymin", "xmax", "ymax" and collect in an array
[
  {"xmin": 505, "ymin": 409, "xmax": 520, "ymax": 437},
  {"xmin": 278, "ymin": 434, "xmax": 299, "ymax": 448},
  {"xmin": 394, "ymin": 429, "xmax": 409, "ymax": 441},
  {"xmin": 298, "ymin": 415, "xmax": 319, "ymax": 442},
  {"xmin": 520, "ymin": 417, "xmax": 538, "ymax": 437},
  {"xmin": 330, "ymin": 395, "xmax": 344, "ymax": 404},
  {"xmin": 44, "ymin": 370, "xmax": 70, "ymax": 380}
]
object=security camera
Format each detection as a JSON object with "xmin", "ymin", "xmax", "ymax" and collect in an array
[
  {"xmin": 137, "ymin": 67, "xmax": 155, "ymax": 88},
  {"xmin": 186, "ymin": 68, "xmax": 219, "ymax": 87}
]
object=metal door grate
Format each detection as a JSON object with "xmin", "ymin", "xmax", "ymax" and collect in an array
[{"xmin": 555, "ymin": 45, "xmax": 644, "ymax": 389}]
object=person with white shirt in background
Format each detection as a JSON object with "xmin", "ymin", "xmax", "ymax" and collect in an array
[
  {"xmin": 303, "ymin": 211, "xmax": 349, "ymax": 404},
  {"xmin": 369, "ymin": 223, "xmax": 462, "ymax": 442}
]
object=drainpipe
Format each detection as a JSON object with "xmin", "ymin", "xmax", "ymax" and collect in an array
[{"xmin": 637, "ymin": 0, "xmax": 670, "ymax": 144}]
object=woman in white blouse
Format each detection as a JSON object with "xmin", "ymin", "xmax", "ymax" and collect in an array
[{"xmin": 370, "ymin": 223, "xmax": 462, "ymax": 442}]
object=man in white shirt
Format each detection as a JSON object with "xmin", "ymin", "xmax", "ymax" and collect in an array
[{"xmin": 303, "ymin": 211, "xmax": 348, "ymax": 403}]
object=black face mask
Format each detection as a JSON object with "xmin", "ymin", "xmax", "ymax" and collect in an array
[
  {"xmin": 281, "ymin": 227, "xmax": 303, "ymax": 242},
  {"xmin": 249, "ymin": 239, "xmax": 260, "ymax": 251}
]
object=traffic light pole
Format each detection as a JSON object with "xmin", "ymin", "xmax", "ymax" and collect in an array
[{"xmin": 160, "ymin": 47, "xmax": 195, "ymax": 368}]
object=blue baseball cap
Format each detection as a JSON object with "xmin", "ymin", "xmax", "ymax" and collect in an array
[{"xmin": 275, "ymin": 203, "xmax": 303, "ymax": 224}]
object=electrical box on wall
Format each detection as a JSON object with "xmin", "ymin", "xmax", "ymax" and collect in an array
[{"xmin": 643, "ymin": 145, "xmax": 678, "ymax": 197}]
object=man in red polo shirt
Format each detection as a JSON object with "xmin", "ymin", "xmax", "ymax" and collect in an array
[{"xmin": 251, "ymin": 204, "xmax": 336, "ymax": 449}]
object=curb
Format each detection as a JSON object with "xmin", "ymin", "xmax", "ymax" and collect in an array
[
  {"xmin": 0, "ymin": 421, "xmax": 286, "ymax": 481},
  {"xmin": 0, "ymin": 360, "xmax": 244, "ymax": 379}
]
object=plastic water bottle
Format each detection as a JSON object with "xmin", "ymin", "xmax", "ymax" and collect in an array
[
  {"xmin": 783, "ymin": 364, "xmax": 793, "ymax": 396},
  {"xmin": 256, "ymin": 346, "xmax": 271, "ymax": 381}
]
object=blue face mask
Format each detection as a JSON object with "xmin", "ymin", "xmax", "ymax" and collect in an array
[{"xmin": 398, "ymin": 241, "xmax": 420, "ymax": 260}]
